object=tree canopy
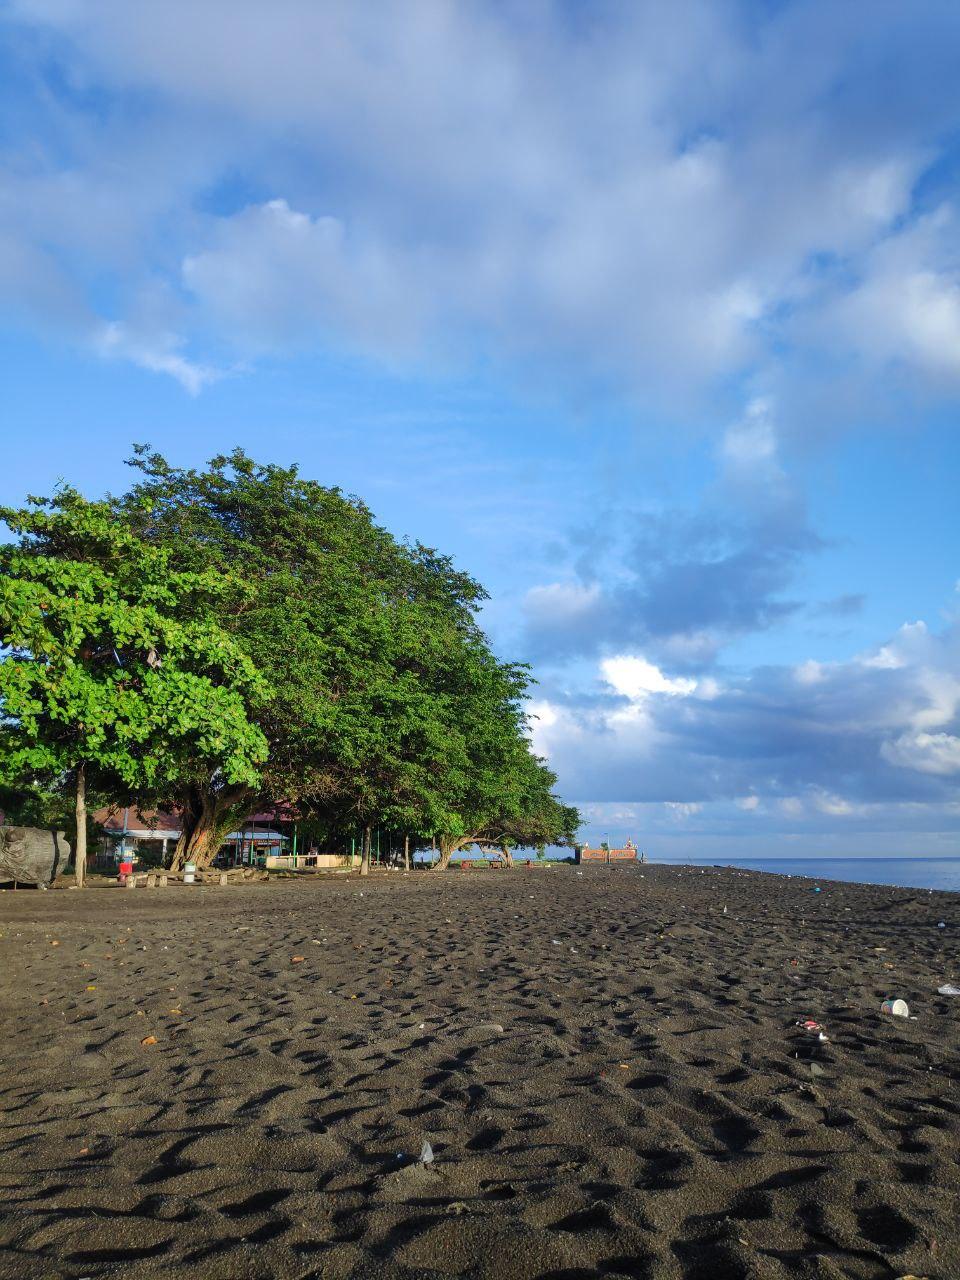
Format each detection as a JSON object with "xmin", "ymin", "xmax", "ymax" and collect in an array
[
  {"xmin": 0, "ymin": 448, "xmax": 579, "ymax": 878},
  {"xmin": 0, "ymin": 488, "xmax": 270, "ymax": 882}
]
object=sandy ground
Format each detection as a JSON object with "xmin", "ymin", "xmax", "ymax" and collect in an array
[{"xmin": 0, "ymin": 863, "xmax": 958, "ymax": 1280}]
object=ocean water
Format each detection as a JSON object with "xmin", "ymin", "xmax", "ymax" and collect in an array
[
  {"xmin": 420, "ymin": 849, "xmax": 960, "ymax": 891},
  {"xmin": 644, "ymin": 855, "xmax": 960, "ymax": 893}
]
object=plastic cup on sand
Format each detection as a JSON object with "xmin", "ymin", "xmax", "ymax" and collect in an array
[{"xmin": 880, "ymin": 998, "xmax": 909, "ymax": 1017}]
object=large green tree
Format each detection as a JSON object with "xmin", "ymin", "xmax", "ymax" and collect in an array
[
  {"xmin": 115, "ymin": 447, "xmax": 490, "ymax": 867},
  {"xmin": 1, "ymin": 449, "xmax": 579, "ymax": 876},
  {"xmin": 0, "ymin": 490, "xmax": 270, "ymax": 884}
]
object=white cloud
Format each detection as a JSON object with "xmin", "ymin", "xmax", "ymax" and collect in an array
[
  {"xmin": 720, "ymin": 397, "xmax": 778, "ymax": 471},
  {"xmin": 861, "ymin": 646, "xmax": 906, "ymax": 671},
  {"xmin": 821, "ymin": 208, "xmax": 960, "ymax": 384},
  {"xmin": 526, "ymin": 654, "xmax": 698, "ymax": 770},
  {"xmin": 696, "ymin": 676, "xmax": 723, "ymax": 701},
  {"xmin": 95, "ymin": 322, "xmax": 218, "ymax": 395},
  {"xmin": 527, "ymin": 700, "xmax": 558, "ymax": 731},
  {"xmin": 3, "ymin": 2, "xmax": 959, "ymax": 405},
  {"xmin": 664, "ymin": 801, "xmax": 702, "ymax": 819},
  {"xmin": 811, "ymin": 790, "xmax": 863, "ymax": 817},
  {"xmin": 881, "ymin": 732, "xmax": 960, "ymax": 776},
  {"xmin": 524, "ymin": 697, "xmax": 590, "ymax": 760},
  {"xmin": 183, "ymin": 199, "xmax": 427, "ymax": 359},
  {"xmin": 795, "ymin": 659, "xmax": 827, "ymax": 685},
  {"xmin": 600, "ymin": 655, "xmax": 697, "ymax": 700},
  {"xmin": 529, "ymin": 611, "xmax": 960, "ymax": 817}
]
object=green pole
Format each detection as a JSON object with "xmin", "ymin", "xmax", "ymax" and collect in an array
[
  {"xmin": 292, "ymin": 826, "xmax": 298, "ymax": 867},
  {"xmin": 351, "ymin": 835, "xmax": 356, "ymax": 868},
  {"xmin": 376, "ymin": 828, "xmax": 380, "ymax": 866}
]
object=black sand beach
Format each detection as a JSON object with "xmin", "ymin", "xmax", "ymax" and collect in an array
[{"xmin": 1, "ymin": 864, "xmax": 958, "ymax": 1279}]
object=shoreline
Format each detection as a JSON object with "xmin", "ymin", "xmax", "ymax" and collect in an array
[
  {"xmin": 1, "ymin": 864, "xmax": 958, "ymax": 1278},
  {"xmin": 14, "ymin": 854, "xmax": 960, "ymax": 898}
]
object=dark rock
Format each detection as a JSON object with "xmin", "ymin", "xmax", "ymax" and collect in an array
[{"xmin": 0, "ymin": 826, "xmax": 68, "ymax": 887}]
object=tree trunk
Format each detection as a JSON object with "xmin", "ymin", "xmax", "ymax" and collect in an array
[
  {"xmin": 499, "ymin": 843, "xmax": 514, "ymax": 868},
  {"xmin": 74, "ymin": 763, "xmax": 87, "ymax": 888},
  {"xmin": 432, "ymin": 835, "xmax": 474, "ymax": 871},
  {"xmin": 169, "ymin": 788, "xmax": 202, "ymax": 868},
  {"xmin": 170, "ymin": 794, "xmax": 215, "ymax": 871},
  {"xmin": 182, "ymin": 806, "xmax": 220, "ymax": 865},
  {"xmin": 360, "ymin": 825, "xmax": 371, "ymax": 876},
  {"xmin": 169, "ymin": 786, "xmax": 251, "ymax": 871},
  {"xmin": 403, "ymin": 833, "xmax": 410, "ymax": 872},
  {"xmin": 170, "ymin": 826, "xmax": 190, "ymax": 870}
]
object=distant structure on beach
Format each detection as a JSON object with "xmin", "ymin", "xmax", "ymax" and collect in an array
[{"xmin": 575, "ymin": 841, "xmax": 640, "ymax": 864}]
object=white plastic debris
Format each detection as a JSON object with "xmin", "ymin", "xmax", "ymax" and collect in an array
[
  {"xmin": 419, "ymin": 1140, "xmax": 434, "ymax": 1164},
  {"xmin": 937, "ymin": 984, "xmax": 960, "ymax": 996}
]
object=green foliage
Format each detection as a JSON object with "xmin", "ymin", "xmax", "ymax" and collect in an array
[
  {"xmin": 0, "ymin": 488, "xmax": 270, "ymax": 804},
  {"xmin": 0, "ymin": 781, "xmax": 69, "ymax": 830},
  {"xmin": 1, "ymin": 448, "xmax": 580, "ymax": 870},
  {"xmin": 114, "ymin": 448, "xmax": 497, "ymax": 836},
  {"xmin": 428, "ymin": 651, "xmax": 579, "ymax": 859}
]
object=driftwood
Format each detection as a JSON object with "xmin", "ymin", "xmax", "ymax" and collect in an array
[
  {"xmin": 0, "ymin": 827, "xmax": 68, "ymax": 887},
  {"xmin": 119, "ymin": 872, "xmax": 168, "ymax": 888},
  {"xmin": 164, "ymin": 866, "xmax": 269, "ymax": 885},
  {"xmin": 120, "ymin": 865, "xmax": 269, "ymax": 888},
  {"xmin": 201, "ymin": 866, "xmax": 269, "ymax": 883}
]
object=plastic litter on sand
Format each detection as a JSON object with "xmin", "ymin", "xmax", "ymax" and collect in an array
[
  {"xmin": 797, "ymin": 1018, "xmax": 829, "ymax": 1042},
  {"xmin": 419, "ymin": 1140, "xmax": 434, "ymax": 1164},
  {"xmin": 937, "ymin": 984, "xmax": 960, "ymax": 996}
]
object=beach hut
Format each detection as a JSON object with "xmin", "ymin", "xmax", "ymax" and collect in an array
[
  {"xmin": 95, "ymin": 807, "xmax": 181, "ymax": 866},
  {"xmin": 218, "ymin": 816, "xmax": 290, "ymax": 867}
]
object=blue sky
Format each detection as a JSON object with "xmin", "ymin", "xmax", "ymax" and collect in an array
[{"xmin": 1, "ymin": 1, "xmax": 958, "ymax": 855}]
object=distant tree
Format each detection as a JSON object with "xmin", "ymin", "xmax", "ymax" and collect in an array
[
  {"xmin": 0, "ymin": 490, "xmax": 269, "ymax": 884},
  {"xmin": 431, "ymin": 656, "xmax": 580, "ymax": 869}
]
